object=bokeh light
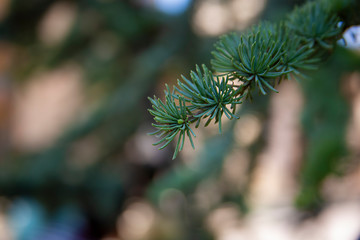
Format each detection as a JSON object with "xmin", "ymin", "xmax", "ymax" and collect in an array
[
  {"xmin": 0, "ymin": 0, "xmax": 360, "ymax": 240},
  {"xmin": 154, "ymin": 0, "xmax": 192, "ymax": 15}
]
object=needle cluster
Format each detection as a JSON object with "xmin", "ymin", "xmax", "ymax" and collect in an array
[{"xmin": 148, "ymin": 0, "xmax": 345, "ymax": 159}]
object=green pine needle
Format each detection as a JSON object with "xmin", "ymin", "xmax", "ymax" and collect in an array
[
  {"xmin": 176, "ymin": 64, "xmax": 241, "ymax": 133},
  {"xmin": 148, "ymin": 0, "xmax": 352, "ymax": 159},
  {"xmin": 148, "ymin": 85, "xmax": 195, "ymax": 159}
]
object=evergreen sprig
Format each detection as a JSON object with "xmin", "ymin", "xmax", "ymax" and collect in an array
[
  {"xmin": 176, "ymin": 65, "xmax": 242, "ymax": 133},
  {"xmin": 148, "ymin": 85, "xmax": 195, "ymax": 159},
  {"xmin": 148, "ymin": 0, "xmax": 349, "ymax": 159},
  {"xmin": 287, "ymin": 1, "xmax": 342, "ymax": 49},
  {"xmin": 276, "ymin": 22, "xmax": 319, "ymax": 81}
]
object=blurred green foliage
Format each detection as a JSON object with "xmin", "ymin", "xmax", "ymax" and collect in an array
[
  {"xmin": 0, "ymin": 0, "xmax": 359, "ymax": 239},
  {"xmin": 297, "ymin": 47, "xmax": 360, "ymax": 210}
]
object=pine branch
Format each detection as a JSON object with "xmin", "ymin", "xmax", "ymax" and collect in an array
[{"xmin": 148, "ymin": 0, "xmax": 353, "ymax": 159}]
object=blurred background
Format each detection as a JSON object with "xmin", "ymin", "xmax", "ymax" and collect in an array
[{"xmin": 0, "ymin": 0, "xmax": 360, "ymax": 239}]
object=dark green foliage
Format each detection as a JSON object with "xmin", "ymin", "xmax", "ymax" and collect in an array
[
  {"xmin": 276, "ymin": 22, "xmax": 319, "ymax": 81},
  {"xmin": 230, "ymin": 25, "xmax": 285, "ymax": 95},
  {"xmin": 287, "ymin": 1, "xmax": 342, "ymax": 49},
  {"xmin": 148, "ymin": 86, "xmax": 195, "ymax": 160},
  {"xmin": 149, "ymin": 0, "xmax": 351, "ymax": 158},
  {"xmin": 211, "ymin": 32, "xmax": 241, "ymax": 73},
  {"xmin": 212, "ymin": 21, "xmax": 319, "ymax": 84},
  {"xmin": 176, "ymin": 65, "xmax": 241, "ymax": 132},
  {"xmin": 211, "ymin": 22, "xmax": 287, "ymax": 94}
]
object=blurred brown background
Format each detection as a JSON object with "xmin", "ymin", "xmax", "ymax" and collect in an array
[{"xmin": 0, "ymin": 0, "xmax": 360, "ymax": 239}]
